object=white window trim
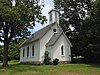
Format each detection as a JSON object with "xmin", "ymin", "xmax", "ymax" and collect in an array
[{"xmin": 61, "ymin": 45, "xmax": 65, "ymax": 57}]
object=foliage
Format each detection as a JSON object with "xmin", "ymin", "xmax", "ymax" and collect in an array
[
  {"xmin": 0, "ymin": 61, "xmax": 100, "ymax": 75},
  {"xmin": 80, "ymin": 0, "xmax": 100, "ymax": 63},
  {"xmin": 0, "ymin": 0, "xmax": 46, "ymax": 67},
  {"xmin": 53, "ymin": 58, "xmax": 59, "ymax": 65},
  {"xmin": 54, "ymin": 0, "xmax": 93, "ymax": 56},
  {"xmin": 8, "ymin": 39, "xmax": 24, "ymax": 60},
  {"xmin": 54, "ymin": 0, "xmax": 92, "ymax": 34},
  {"xmin": 83, "ymin": 36, "xmax": 100, "ymax": 63},
  {"xmin": 54, "ymin": 0, "xmax": 100, "ymax": 63},
  {"xmin": 71, "ymin": 57, "xmax": 84, "ymax": 63},
  {"xmin": 43, "ymin": 51, "xmax": 51, "ymax": 65},
  {"xmin": 0, "ymin": 39, "xmax": 24, "ymax": 61}
]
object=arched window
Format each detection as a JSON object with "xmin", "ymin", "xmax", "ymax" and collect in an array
[
  {"xmin": 32, "ymin": 45, "xmax": 34, "ymax": 56},
  {"xmin": 61, "ymin": 45, "xmax": 64, "ymax": 55}
]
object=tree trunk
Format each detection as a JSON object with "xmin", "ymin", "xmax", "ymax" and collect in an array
[{"xmin": 2, "ymin": 41, "xmax": 9, "ymax": 67}]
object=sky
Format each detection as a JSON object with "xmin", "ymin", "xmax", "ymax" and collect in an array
[
  {"xmin": 29, "ymin": 0, "xmax": 54, "ymax": 33},
  {"xmin": 12, "ymin": 0, "xmax": 54, "ymax": 33},
  {"xmin": 0, "ymin": 0, "xmax": 54, "ymax": 45}
]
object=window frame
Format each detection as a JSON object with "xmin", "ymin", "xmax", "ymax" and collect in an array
[
  {"xmin": 27, "ymin": 46, "xmax": 29, "ymax": 57},
  {"xmin": 32, "ymin": 45, "xmax": 34, "ymax": 56},
  {"xmin": 23, "ymin": 48, "xmax": 25, "ymax": 57},
  {"xmin": 61, "ymin": 45, "xmax": 64, "ymax": 56}
]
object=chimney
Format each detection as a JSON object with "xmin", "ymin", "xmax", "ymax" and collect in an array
[{"xmin": 48, "ymin": 9, "xmax": 59, "ymax": 24}]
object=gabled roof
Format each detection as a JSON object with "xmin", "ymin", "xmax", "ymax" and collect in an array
[
  {"xmin": 56, "ymin": 23, "xmax": 72, "ymax": 47},
  {"xmin": 20, "ymin": 23, "xmax": 55, "ymax": 47},
  {"xmin": 46, "ymin": 32, "xmax": 62, "ymax": 46},
  {"xmin": 20, "ymin": 22, "xmax": 72, "ymax": 47}
]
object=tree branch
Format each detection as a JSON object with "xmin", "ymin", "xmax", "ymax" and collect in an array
[
  {"xmin": 8, "ymin": 27, "xmax": 15, "ymax": 42},
  {"xmin": 0, "ymin": 37, "xmax": 4, "ymax": 43}
]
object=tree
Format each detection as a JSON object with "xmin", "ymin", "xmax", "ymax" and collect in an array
[
  {"xmin": 82, "ymin": 0, "xmax": 100, "ymax": 63},
  {"xmin": 8, "ymin": 38, "xmax": 24, "ymax": 60},
  {"xmin": 54, "ymin": 0, "xmax": 93, "ymax": 56},
  {"xmin": 54, "ymin": 0, "xmax": 100, "ymax": 63},
  {"xmin": 0, "ymin": 45, "xmax": 3, "ymax": 62},
  {"xmin": 0, "ymin": 39, "xmax": 24, "ymax": 61},
  {"xmin": 0, "ymin": 0, "xmax": 46, "ymax": 67}
]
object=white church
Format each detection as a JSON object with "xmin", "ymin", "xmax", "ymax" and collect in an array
[{"xmin": 20, "ymin": 9, "xmax": 72, "ymax": 64}]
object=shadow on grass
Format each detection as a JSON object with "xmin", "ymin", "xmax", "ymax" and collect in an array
[
  {"xmin": 0, "ymin": 61, "xmax": 100, "ymax": 75},
  {"xmin": 10, "ymin": 63, "xmax": 44, "ymax": 71},
  {"xmin": 87, "ymin": 64, "xmax": 100, "ymax": 68},
  {"xmin": 0, "ymin": 62, "xmax": 46, "ymax": 75},
  {"xmin": 71, "ymin": 62, "xmax": 100, "ymax": 68}
]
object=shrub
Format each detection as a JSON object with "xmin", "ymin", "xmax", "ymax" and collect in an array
[
  {"xmin": 71, "ymin": 57, "xmax": 84, "ymax": 63},
  {"xmin": 53, "ymin": 58, "xmax": 59, "ymax": 65},
  {"xmin": 43, "ymin": 51, "xmax": 51, "ymax": 65}
]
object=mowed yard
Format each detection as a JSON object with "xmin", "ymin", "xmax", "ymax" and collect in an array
[{"xmin": 0, "ymin": 61, "xmax": 100, "ymax": 75}]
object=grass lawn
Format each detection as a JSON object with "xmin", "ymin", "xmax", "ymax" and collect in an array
[{"xmin": 0, "ymin": 61, "xmax": 100, "ymax": 75}]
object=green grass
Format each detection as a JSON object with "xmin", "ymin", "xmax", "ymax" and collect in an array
[{"xmin": 0, "ymin": 61, "xmax": 100, "ymax": 75}]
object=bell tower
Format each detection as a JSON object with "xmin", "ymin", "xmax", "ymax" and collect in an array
[{"xmin": 48, "ymin": 9, "xmax": 59, "ymax": 24}]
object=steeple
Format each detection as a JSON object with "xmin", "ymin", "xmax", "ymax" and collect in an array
[{"xmin": 48, "ymin": 9, "xmax": 59, "ymax": 24}]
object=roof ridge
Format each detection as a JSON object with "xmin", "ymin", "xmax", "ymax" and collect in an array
[
  {"xmin": 46, "ymin": 32, "xmax": 62, "ymax": 46},
  {"xmin": 32, "ymin": 22, "xmax": 55, "ymax": 36},
  {"xmin": 20, "ymin": 22, "xmax": 55, "ymax": 47}
]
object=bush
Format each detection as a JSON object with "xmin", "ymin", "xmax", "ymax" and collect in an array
[
  {"xmin": 43, "ymin": 51, "xmax": 51, "ymax": 65},
  {"xmin": 71, "ymin": 58, "xmax": 84, "ymax": 63},
  {"xmin": 53, "ymin": 58, "xmax": 59, "ymax": 65}
]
